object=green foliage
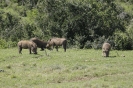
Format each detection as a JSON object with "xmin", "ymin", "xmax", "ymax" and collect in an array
[
  {"xmin": 127, "ymin": 20, "xmax": 133, "ymax": 40},
  {"xmin": 84, "ymin": 36, "xmax": 115, "ymax": 49},
  {"xmin": 91, "ymin": 36, "xmax": 106, "ymax": 49},
  {"xmin": 0, "ymin": 38, "xmax": 7, "ymax": 48},
  {"xmin": 0, "ymin": 38, "xmax": 17, "ymax": 49},
  {"xmin": 114, "ymin": 31, "xmax": 133, "ymax": 50},
  {"xmin": 0, "ymin": 0, "xmax": 133, "ymax": 49},
  {"xmin": 84, "ymin": 41, "xmax": 92, "ymax": 49},
  {"xmin": 45, "ymin": 0, "xmax": 131, "ymax": 49},
  {"xmin": 119, "ymin": 0, "xmax": 133, "ymax": 3}
]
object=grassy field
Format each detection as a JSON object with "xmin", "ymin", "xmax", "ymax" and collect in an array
[{"xmin": 0, "ymin": 48, "xmax": 133, "ymax": 88}]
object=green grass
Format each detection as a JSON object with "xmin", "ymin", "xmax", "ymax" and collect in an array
[{"xmin": 0, "ymin": 48, "xmax": 133, "ymax": 88}]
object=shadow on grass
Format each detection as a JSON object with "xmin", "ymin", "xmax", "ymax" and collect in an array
[
  {"xmin": 109, "ymin": 56, "xmax": 117, "ymax": 58},
  {"xmin": 102, "ymin": 56, "xmax": 117, "ymax": 58}
]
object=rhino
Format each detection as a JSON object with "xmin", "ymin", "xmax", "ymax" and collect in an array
[
  {"xmin": 18, "ymin": 40, "xmax": 37, "ymax": 54},
  {"xmin": 102, "ymin": 43, "xmax": 111, "ymax": 57},
  {"xmin": 46, "ymin": 37, "xmax": 67, "ymax": 52},
  {"xmin": 30, "ymin": 37, "xmax": 50, "ymax": 51}
]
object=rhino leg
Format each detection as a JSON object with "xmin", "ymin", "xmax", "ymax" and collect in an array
[
  {"xmin": 55, "ymin": 46, "xmax": 58, "ymax": 51},
  {"xmin": 19, "ymin": 47, "xmax": 22, "ymax": 54},
  {"xmin": 63, "ymin": 44, "xmax": 66, "ymax": 52},
  {"xmin": 102, "ymin": 51, "xmax": 109, "ymax": 57},
  {"xmin": 29, "ymin": 48, "xmax": 32, "ymax": 54},
  {"xmin": 51, "ymin": 45, "xmax": 54, "ymax": 50},
  {"xmin": 106, "ymin": 51, "xmax": 109, "ymax": 57},
  {"xmin": 40, "ymin": 47, "xmax": 44, "ymax": 51}
]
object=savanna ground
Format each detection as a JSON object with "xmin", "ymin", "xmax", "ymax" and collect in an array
[{"xmin": 0, "ymin": 47, "xmax": 133, "ymax": 88}]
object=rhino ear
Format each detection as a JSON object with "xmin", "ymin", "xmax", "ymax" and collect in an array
[{"xmin": 49, "ymin": 39, "xmax": 51, "ymax": 41}]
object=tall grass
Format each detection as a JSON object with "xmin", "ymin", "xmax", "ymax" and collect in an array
[{"xmin": 0, "ymin": 48, "xmax": 133, "ymax": 88}]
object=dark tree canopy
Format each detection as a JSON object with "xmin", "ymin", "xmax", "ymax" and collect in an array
[{"xmin": 0, "ymin": 0, "xmax": 132, "ymax": 49}]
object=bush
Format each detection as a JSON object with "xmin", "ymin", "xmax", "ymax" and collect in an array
[
  {"xmin": 84, "ymin": 41, "xmax": 92, "ymax": 49},
  {"xmin": 84, "ymin": 36, "xmax": 115, "ymax": 49},
  {"xmin": 91, "ymin": 36, "xmax": 106, "ymax": 49},
  {"xmin": 114, "ymin": 31, "xmax": 133, "ymax": 50},
  {"xmin": 0, "ymin": 38, "xmax": 17, "ymax": 49},
  {"xmin": 127, "ymin": 19, "xmax": 133, "ymax": 40},
  {"xmin": 0, "ymin": 39, "xmax": 7, "ymax": 48},
  {"xmin": 0, "ymin": 0, "xmax": 132, "ymax": 50},
  {"xmin": 119, "ymin": 0, "xmax": 133, "ymax": 3}
]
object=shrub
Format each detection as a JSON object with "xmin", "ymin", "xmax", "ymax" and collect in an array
[
  {"xmin": 84, "ymin": 36, "xmax": 115, "ymax": 49},
  {"xmin": 91, "ymin": 36, "xmax": 106, "ymax": 49},
  {"xmin": 114, "ymin": 31, "xmax": 133, "ymax": 50},
  {"xmin": 0, "ymin": 38, "xmax": 7, "ymax": 49},
  {"xmin": 84, "ymin": 41, "xmax": 92, "ymax": 49},
  {"xmin": 0, "ymin": 38, "xmax": 17, "ymax": 49}
]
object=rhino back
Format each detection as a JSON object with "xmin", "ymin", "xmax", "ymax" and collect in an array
[
  {"xmin": 102, "ymin": 43, "xmax": 111, "ymax": 51},
  {"xmin": 52, "ymin": 38, "xmax": 66, "ymax": 45},
  {"xmin": 30, "ymin": 38, "xmax": 46, "ymax": 47},
  {"xmin": 18, "ymin": 40, "xmax": 31, "ymax": 49}
]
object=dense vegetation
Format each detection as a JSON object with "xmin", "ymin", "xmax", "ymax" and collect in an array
[{"xmin": 0, "ymin": 0, "xmax": 133, "ymax": 49}]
